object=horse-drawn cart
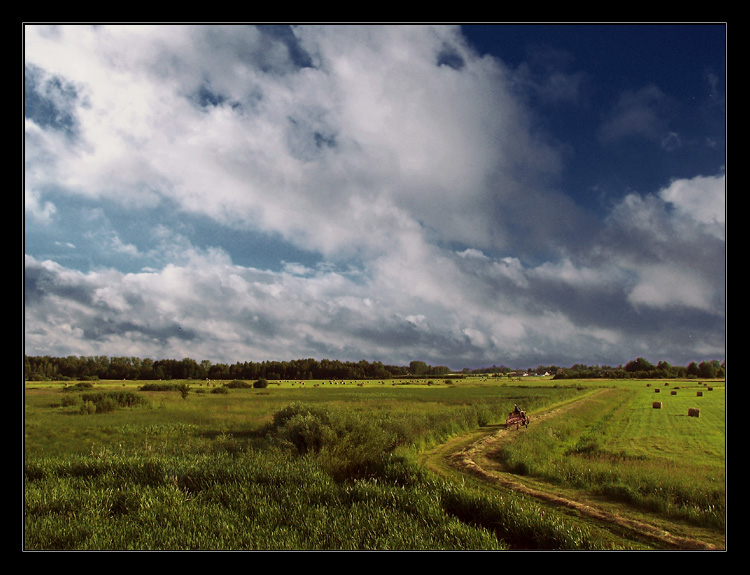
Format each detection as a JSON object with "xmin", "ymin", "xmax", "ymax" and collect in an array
[{"xmin": 506, "ymin": 410, "xmax": 529, "ymax": 429}]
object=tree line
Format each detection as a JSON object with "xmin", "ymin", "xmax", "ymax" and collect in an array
[
  {"xmin": 23, "ymin": 356, "xmax": 451, "ymax": 382},
  {"xmin": 552, "ymin": 358, "xmax": 725, "ymax": 380},
  {"xmin": 24, "ymin": 355, "xmax": 724, "ymax": 382}
]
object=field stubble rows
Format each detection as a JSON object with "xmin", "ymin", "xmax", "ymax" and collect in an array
[{"xmin": 424, "ymin": 383, "xmax": 725, "ymax": 550}]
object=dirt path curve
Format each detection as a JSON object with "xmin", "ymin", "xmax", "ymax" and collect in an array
[{"xmin": 426, "ymin": 393, "xmax": 720, "ymax": 551}]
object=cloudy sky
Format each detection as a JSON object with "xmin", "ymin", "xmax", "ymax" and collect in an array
[{"xmin": 24, "ymin": 24, "xmax": 725, "ymax": 370}]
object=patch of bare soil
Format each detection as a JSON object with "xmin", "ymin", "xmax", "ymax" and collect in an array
[{"xmin": 439, "ymin": 401, "xmax": 721, "ymax": 551}]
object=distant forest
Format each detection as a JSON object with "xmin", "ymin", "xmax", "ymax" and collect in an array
[{"xmin": 24, "ymin": 355, "xmax": 725, "ymax": 382}]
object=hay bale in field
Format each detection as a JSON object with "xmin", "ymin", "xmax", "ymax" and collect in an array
[
  {"xmin": 654, "ymin": 388, "xmax": 660, "ymax": 393},
  {"xmin": 688, "ymin": 408, "xmax": 700, "ymax": 418},
  {"xmin": 652, "ymin": 401, "xmax": 663, "ymax": 409},
  {"xmin": 707, "ymin": 387, "xmax": 713, "ymax": 391},
  {"xmin": 696, "ymin": 391, "xmax": 703, "ymax": 397},
  {"xmin": 646, "ymin": 383, "xmax": 651, "ymax": 387},
  {"xmin": 670, "ymin": 390, "xmax": 677, "ymax": 395}
]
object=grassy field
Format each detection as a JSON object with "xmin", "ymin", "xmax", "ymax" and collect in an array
[
  {"xmin": 23, "ymin": 376, "xmax": 725, "ymax": 550},
  {"xmin": 485, "ymin": 381, "xmax": 725, "ymax": 532}
]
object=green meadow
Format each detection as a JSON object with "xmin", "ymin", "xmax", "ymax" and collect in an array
[
  {"xmin": 488, "ymin": 382, "xmax": 725, "ymax": 530},
  {"xmin": 24, "ymin": 377, "xmax": 725, "ymax": 550}
]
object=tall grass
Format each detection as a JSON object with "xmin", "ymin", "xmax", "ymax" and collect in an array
[
  {"xmin": 25, "ymin": 444, "xmax": 629, "ymax": 550},
  {"xmin": 25, "ymin": 380, "xmax": 720, "ymax": 550},
  {"xmin": 24, "ymin": 385, "xmax": 626, "ymax": 550},
  {"xmin": 25, "ymin": 446, "xmax": 507, "ymax": 550},
  {"xmin": 439, "ymin": 482, "xmax": 631, "ymax": 550}
]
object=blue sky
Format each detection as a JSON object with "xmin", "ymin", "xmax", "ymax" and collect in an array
[{"xmin": 24, "ymin": 24, "xmax": 725, "ymax": 369}]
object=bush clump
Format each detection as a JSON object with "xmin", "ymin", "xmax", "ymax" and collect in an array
[
  {"xmin": 62, "ymin": 382, "xmax": 95, "ymax": 392},
  {"xmin": 224, "ymin": 380, "xmax": 252, "ymax": 389},
  {"xmin": 264, "ymin": 402, "xmax": 405, "ymax": 482},
  {"xmin": 79, "ymin": 400, "xmax": 97, "ymax": 415},
  {"xmin": 267, "ymin": 402, "xmax": 333, "ymax": 454},
  {"xmin": 60, "ymin": 394, "xmax": 81, "ymax": 407},
  {"xmin": 253, "ymin": 378, "xmax": 269, "ymax": 389},
  {"xmin": 139, "ymin": 383, "xmax": 180, "ymax": 392},
  {"xmin": 79, "ymin": 391, "xmax": 150, "ymax": 414}
]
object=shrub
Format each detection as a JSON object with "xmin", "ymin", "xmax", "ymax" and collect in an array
[
  {"xmin": 62, "ymin": 382, "xmax": 95, "ymax": 392},
  {"xmin": 265, "ymin": 403, "xmax": 405, "ymax": 481},
  {"xmin": 79, "ymin": 400, "xmax": 97, "ymax": 415},
  {"xmin": 270, "ymin": 402, "xmax": 329, "ymax": 427},
  {"xmin": 225, "ymin": 380, "xmax": 252, "ymax": 389},
  {"xmin": 253, "ymin": 378, "xmax": 269, "ymax": 389},
  {"xmin": 139, "ymin": 383, "xmax": 179, "ymax": 392},
  {"xmin": 267, "ymin": 403, "xmax": 338, "ymax": 455},
  {"xmin": 60, "ymin": 394, "xmax": 80, "ymax": 407},
  {"xmin": 79, "ymin": 391, "xmax": 150, "ymax": 414},
  {"xmin": 276, "ymin": 411, "xmax": 335, "ymax": 455},
  {"xmin": 95, "ymin": 395, "xmax": 119, "ymax": 414}
]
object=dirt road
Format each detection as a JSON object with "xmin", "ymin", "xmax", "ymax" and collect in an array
[{"xmin": 424, "ymin": 395, "xmax": 721, "ymax": 551}]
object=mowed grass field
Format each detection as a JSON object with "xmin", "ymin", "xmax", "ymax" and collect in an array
[
  {"xmin": 484, "ymin": 380, "xmax": 725, "ymax": 538},
  {"xmin": 23, "ymin": 376, "xmax": 725, "ymax": 550}
]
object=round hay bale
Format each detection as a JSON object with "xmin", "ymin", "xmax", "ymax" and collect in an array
[
  {"xmin": 670, "ymin": 390, "xmax": 677, "ymax": 395},
  {"xmin": 707, "ymin": 387, "xmax": 713, "ymax": 391},
  {"xmin": 652, "ymin": 401, "xmax": 663, "ymax": 409},
  {"xmin": 688, "ymin": 407, "xmax": 700, "ymax": 418},
  {"xmin": 646, "ymin": 383, "xmax": 651, "ymax": 387},
  {"xmin": 654, "ymin": 388, "xmax": 660, "ymax": 393},
  {"xmin": 696, "ymin": 391, "xmax": 703, "ymax": 397}
]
